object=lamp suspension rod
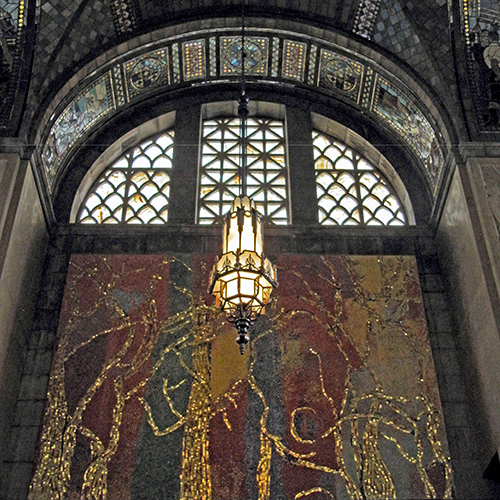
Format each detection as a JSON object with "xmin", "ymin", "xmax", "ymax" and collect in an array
[{"xmin": 238, "ymin": 0, "xmax": 248, "ymax": 197}]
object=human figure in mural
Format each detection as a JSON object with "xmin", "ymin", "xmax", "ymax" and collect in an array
[
  {"xmin": 471, "ymin": 26, "xmax": 500, "ymax": 125},
  {"xmin": 0, "ymin": 7, "xmax": 15, "ymax": 116}
]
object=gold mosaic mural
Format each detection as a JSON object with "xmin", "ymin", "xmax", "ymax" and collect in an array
[{"xmin": 29, "ymin": 254, "xmax": 452, "ymax": 499}]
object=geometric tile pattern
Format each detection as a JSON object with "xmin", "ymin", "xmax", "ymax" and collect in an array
[
  {"xmin": 182, "ymin": 39, "xmax": 206, "ymax": 81},
  {"xmin": 220, "ymin": 36, "xmax": 269, "ymax": 76},
  {"xmin": 372, "ymin": 0, "xmax": 454, "ymax": 105},
  {"xmin": 353, "ymin": 0, "xmax": 383, "ymax": 39},
  {"xmin": 109, "ymin": 0, "xmax": 136, "ymax": 34},
  {"xmin": 282, "ymin": 40, "xmax": 307, "ymax": 81}
]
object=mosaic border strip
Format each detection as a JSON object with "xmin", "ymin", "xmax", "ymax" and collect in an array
[
  {"xmin": 372, "ymin": 75, "xmax": 443, "ymax": 187},
  {"xmin": 39, "ymin": 31, "xmax": 443, "ymax": 195},
  {"xmin": 41, "ymin": 72, "xmax": 115, "ymax": 188}
]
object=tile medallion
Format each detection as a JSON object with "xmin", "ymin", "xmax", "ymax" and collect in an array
[
  {"xmin": 220, "ymin": 36, "xmax": 269, "ymax": 76},
  {"xmin": 124, "ymin": 49, "xmax": 169, "ymax": 100},
  {"xmin": 318, "ymin": 49, "xmax": 363, "ymax": 102}
]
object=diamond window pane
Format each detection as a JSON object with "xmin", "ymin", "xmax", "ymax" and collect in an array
[
  {"xmin": 313, "ymin": 131, "xmax": 407, "ymax": 226},
  {"xmin": 198, "ymin": 117, "xmax": 289, "ymax": 224},
  {"xmin": 77, "ymin": 131, "xmax": 174, "ymax": 224}
]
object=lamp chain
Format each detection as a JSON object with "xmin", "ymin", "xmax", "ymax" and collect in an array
[{"xmin": 238, "ymin": 0, "xmax": 248, "ymax": 197}]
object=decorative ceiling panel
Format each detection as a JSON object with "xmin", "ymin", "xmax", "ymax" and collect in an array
[
  {"xmin": 371, "ymin": 0, "xmax": 455, "ymax": 105},
  {"xmin": 39, "ymin": 28, "xmax": 445, "ymax": 198}
]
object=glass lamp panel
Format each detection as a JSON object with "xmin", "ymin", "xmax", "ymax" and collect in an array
[
  {"xmin": 225, "ymin": 277, "xmax": 239, "ymax": 301},
  {"xmin": 226, "ymin": 215, "xmax": 240, "ymax": 254},
  {"xmin": 240, "ymin": 211, "xmax": 256, "ymax": 253},
  {"xmin": 239, "ymin": 275, "xmax": 256, "ymax": 297}
]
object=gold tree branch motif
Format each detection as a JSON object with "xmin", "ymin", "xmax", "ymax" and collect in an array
[{"xmin": 29, "ymin": 255, "xmax": 452, "ymax": 500}]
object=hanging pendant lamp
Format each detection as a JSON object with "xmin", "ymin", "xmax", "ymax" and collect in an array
[{"xmin": 209, "ymin": 3, "xmax": 278, "ymax": 354}]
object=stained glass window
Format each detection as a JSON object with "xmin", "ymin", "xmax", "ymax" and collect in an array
[
  {"xmin": 198, "ymin": 117, "xmax": 289, "ymax": 225},
  {"xmin": 314, "ymin": 131, "xmax": 406, "ymax": 225},
  {"xmin": 77, "ymin": 131, "xmax": 174, "ymax": 224}
]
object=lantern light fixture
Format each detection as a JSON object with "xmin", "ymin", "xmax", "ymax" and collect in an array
[{"xmin": 209, "ymin": 1, "xmax": 278, "ymax": 354}]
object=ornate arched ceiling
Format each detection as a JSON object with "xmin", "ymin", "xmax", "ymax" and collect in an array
[
  {"xmin": 1, "ymin": 0, "xmax": 495, "ymax": 224},
  {"xmin": 0, "ymin": 0, "xmax": 463, "ymax": 137}
]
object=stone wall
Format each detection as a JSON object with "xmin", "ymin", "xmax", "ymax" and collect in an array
[{"xmin": 0, "ymin": 156, "xmax": 48, "ymax": 495}]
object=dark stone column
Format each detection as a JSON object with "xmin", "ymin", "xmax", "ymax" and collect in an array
[
  {"xmin": 285, "ymin": 106, "xmax": 318, "ymax": 225},
  {"xmin": 168, "ymin": 105, "xmax": 201, "ymax": 224}
]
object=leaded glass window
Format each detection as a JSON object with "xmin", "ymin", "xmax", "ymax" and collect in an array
[
  {"xmin": 77, "ymin": 131, "xmax": 174, "ymax": 224},
  {"xmin": 314, "ymin": 132, "xmax": 406, "ymax": 225},
  {"xmin": 198, "ymin": 117, "xmax": 289, "ymax": 225}
]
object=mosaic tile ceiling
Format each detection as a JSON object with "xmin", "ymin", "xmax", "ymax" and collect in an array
[{"xmin": 14, "ymin": 0, "xmax": 457, "ymax": 133}]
